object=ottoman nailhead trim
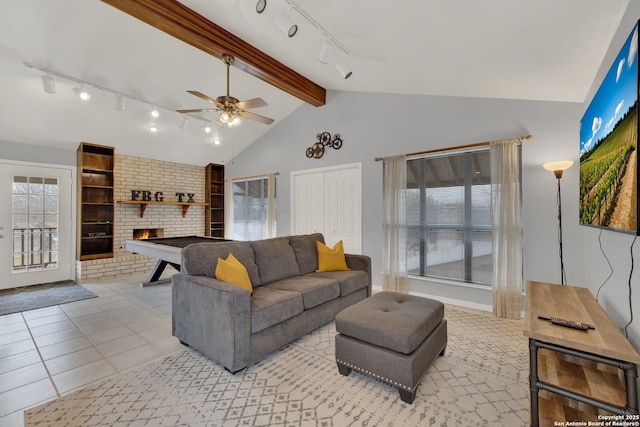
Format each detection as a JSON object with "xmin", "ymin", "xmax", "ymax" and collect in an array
[{"xmin": 336, "ymin": 359, "xmax": 416, "ymax": 392}]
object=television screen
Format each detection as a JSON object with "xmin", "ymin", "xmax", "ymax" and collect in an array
[{"xmin": 579, "ymin": 21, "xmax": 639, "ymax": 235}]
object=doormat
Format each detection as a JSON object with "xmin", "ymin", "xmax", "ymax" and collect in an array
[{"xmin": 0, "ymin": 281, "xmax": 97, "ymax": 316}]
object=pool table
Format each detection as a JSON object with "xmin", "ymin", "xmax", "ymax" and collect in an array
[{"xmin": 126, "ymin": 236, "xmax": 230, "ymax": 284}]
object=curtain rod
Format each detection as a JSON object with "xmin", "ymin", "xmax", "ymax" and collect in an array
[
  {"xmin": 226, "ymin": 171, "xmax": 279, "ymax": 182},
  {"xmin": 373, "ymin": 134, "xmax": 533, "ymax": 162}
]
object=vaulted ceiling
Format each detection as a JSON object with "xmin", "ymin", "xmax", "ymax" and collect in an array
[{"xmin": 0, "ymin": 0, "xmax": 630, "ymax": 165}]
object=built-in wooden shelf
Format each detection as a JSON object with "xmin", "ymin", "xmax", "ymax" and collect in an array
[
  {"xmin": 78, "ymin": 142, "xmax": 115, "ymax": 261},
  {"xmin": 117, "ymin": 200, "xmax": 208, "ymax": 218}
]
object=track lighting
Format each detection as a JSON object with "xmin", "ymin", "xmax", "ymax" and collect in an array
[
  {"xmin": 178, "ymin": 116, "xmax": 189, "ymax": 129},
  {"xmin": 41, "ymin": 74, "xmax": 56, "ymax": 94},
  {"xmin": 318, "ymin": 40, "xmax": 332, "ymax": 64},
  {"xmin": 73, "ymin": 84, "xmax": 90, "ymax": 100},
  {"xmin": 115, "ymin": 95, "xmax": 126, "ymax": 111},
  {"xmin": 256, "ymin": 0, "xmax": 266, "ymax": 14},
  {"xmin": 25, "ymin": 62, "xmax": 217, "ymax": 135},
  {"xmin": 336, "ymin": 63, "xmax": 353, "ymax": 79}
]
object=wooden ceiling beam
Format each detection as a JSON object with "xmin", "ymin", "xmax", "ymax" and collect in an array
[{"xmin": 101, "ymin": 0, "xmax": 326, "ymax": 107}]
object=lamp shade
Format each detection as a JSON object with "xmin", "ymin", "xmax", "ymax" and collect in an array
[{"xmin": 543, "ymin": 160, "xmax": 574, "ymax": 179}]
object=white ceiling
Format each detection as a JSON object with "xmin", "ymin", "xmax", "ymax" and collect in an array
[{"xmin": 0, "ymin": 0, "xmax": 630, "ymax": 165}]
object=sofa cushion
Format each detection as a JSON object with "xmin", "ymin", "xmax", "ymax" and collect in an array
[
  {"xmin": 215, "ymin": 253, "xmax": 253, "ymax": 293},
  {"xmin": 308, "ymin": 270, "xmax": 369, "ymax": 296},
  {"xmin": 250, "ymin": 287, "xmax": 304, "ymax": 333},
  {"xmin": 181, "ymin": 242, "xmax": 261, "ymax": 286},
  {"xmin": 289, "ymin": 233, "xmax": 324, "ymax": 274},
  {"xmin": 251, "ymin": 237, "xmax": 300, "ymax": 284},
  {"xmin": 265, "ymin": 276, "xmax": 340, "ymax": 309}
]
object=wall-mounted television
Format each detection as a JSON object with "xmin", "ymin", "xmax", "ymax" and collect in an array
[{"xmin": 579, "ymin": 21, "xmax": 639, "ymax": 235}]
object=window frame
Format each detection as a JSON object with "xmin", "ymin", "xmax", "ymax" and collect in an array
[{"xmin": 406, "ymin": 146, "xmax": 521, "ymax": 286}]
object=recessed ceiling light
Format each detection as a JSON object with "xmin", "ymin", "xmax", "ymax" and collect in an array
[
  {"xmin": 214, "ymin": 139, "xmax": 221, "ymax": 145},
  {"xmin": 150, "ymin": 106, "xmax": 159, "ymax": 118},
  {"xmin": 149, "ymin": 125, "xmax": 158, "ymax": 133},
  {"xmin": 256, "ymin": 0, "xmax": 266, "ymax": 14}
]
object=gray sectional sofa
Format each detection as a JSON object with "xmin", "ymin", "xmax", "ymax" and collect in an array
[{"xmin": 171, "ymin": 233, "xmax": 372, "ymax": 373}]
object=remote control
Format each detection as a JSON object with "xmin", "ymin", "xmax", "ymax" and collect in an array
[{"xmin": 537, "ymin": 315, "xmax": 595, "ymax": 331}]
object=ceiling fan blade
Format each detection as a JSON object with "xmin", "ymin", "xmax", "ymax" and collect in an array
[
  {"xmin": 235, "ymin": 98, "xmax": 268, "ymax": 110},
  {"xmin": 238, "ymin": 110, "xmax": 274, "ymax": 125},
  {"xmin": 176, "ymin": 108, "xmax": 217, "ymax": 113},
  {"xmin": 187, "ymin": 90, "xmax": 224, "ymax": 107}
]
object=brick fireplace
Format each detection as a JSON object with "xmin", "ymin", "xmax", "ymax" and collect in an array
[{"xmin": 75, "ymin": 154, "xmax": 207, "ymax": 282}]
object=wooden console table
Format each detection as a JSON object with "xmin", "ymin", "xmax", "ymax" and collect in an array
[{"xmin": 524, "ymin": 280, "xmax": 640, "ymax": 426}]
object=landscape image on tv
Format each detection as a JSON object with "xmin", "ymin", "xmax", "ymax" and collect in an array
[{"xmin": 579, "ymin": 21, "xmax": 639, "ymax": 235}]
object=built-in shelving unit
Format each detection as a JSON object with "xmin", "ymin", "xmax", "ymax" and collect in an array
[
  {"xmin": 205, "ymin": 163, "xmax": 225, "ymax": 238},
  {"xmin": 77, "ymin": 142, "xmax": 115, "ymax": 260}
]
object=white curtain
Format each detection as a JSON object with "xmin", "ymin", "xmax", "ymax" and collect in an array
[
  {"xmin": 382, "ymin": 155, "xmax": 408, "ymax": 293},
  {"xmin": 490, "ymin": 139, "xmax": 523, "ymax": 319}
]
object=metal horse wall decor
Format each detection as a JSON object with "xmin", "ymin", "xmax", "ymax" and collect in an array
[{"xmin": 306, "ymin": 132, "xmax": 343, "ymax": 159}]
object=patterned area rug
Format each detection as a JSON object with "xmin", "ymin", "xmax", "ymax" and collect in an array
[
  {"xmin": 0, "ymin": 281, "xmax": 97, "ymax": 316},
  {"xmin": 24, "ymin": 306, "xmax": 530, "ymax": 426}
]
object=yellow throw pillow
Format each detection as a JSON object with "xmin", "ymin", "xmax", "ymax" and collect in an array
[
  {"xmin": 215, "ymin": 253, "xmax": 253, "ymax": 293},
  {"xmin": 316, "ymin": 240, "xmax": 350, "ymax": 272}
]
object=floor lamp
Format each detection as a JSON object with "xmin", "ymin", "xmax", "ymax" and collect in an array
[{"xmin": 543, "ymin": 160, "xmax": 574, "ymax": 285}]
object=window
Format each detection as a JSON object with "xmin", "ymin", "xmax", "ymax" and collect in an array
[
  {"xmin": 406, "ymin": 147, "xmax": 521, "ymax": 285},
  {"xmin": 231, "ymin": 175, "xmax": 276, "ymax": 240}
]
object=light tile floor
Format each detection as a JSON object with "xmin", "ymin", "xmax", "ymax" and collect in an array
[{"xmin": 0, "ymin": 273, "xmax": 183, "ymax": 427}]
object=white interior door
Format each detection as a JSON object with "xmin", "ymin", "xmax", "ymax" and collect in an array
[
  {"xmin": 0, "ymin": 162, "xmax": 74, "ymax": 289},
  {"xmin": 291, "ymin": 163, "xmax": 362, "ymax": 254},
  {"xmin": 324, "ymin": 167, "xmax": 362, "ymax": 254}
]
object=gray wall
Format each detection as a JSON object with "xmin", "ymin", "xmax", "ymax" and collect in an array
[{"xmin": 227, "ymin": 91, "xmax": 585, "ymax": 309}]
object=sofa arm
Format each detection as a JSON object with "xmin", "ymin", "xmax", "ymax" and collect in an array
[
  {"xmin": 345, "ymin": 254, "xmax": 372, "ymax": 296},
  {"xmin": 172, "ymin": 273, "xmax": 251, "ymax": 373}
]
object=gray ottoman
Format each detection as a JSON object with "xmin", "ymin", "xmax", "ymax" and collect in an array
[{"xmin": 335, "ymin": 291, "xmax": 447, "ymax": 403}]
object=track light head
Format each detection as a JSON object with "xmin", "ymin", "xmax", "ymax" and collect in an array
[
  {"xmin": 256, "ymin": 0, "xmax": 266, "ymax": 13},
  {"xmin": 115, "ymin": 95, "xmax": 126, "ymax": 111},
  {"xmin": 336, "ymin": 63, "xmax": 353, "ymax": 79},
  {"xmin": 73, "ymin": 85, "xmax": 90, "ymax": 100},
  {"xmin": 276, "ymin": 12, "xmax": 297, "ymax": 37},
  {"xmin": 41, "ymin": 74, "xmax": 56, "ymax": 94},
  {"xmin": 178, "ymin": 116, "xmax": 189, "ymax": 129},
  {"xmin": 318, "ymin": 40, "xmax": 333, "ymax": 64}
]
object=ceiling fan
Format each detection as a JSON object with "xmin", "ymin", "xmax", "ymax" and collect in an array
[{"xmin": 177, "ymin": 54, "xmax": 274, "ymax": 127}]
